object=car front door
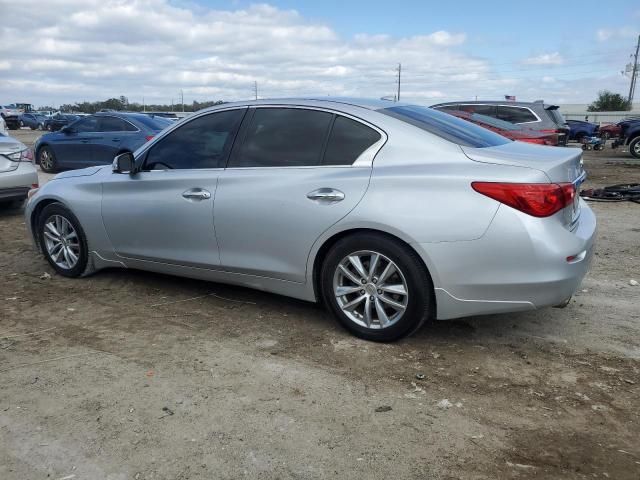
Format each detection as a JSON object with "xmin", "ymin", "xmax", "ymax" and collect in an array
[
  {"xmin": 101, "ymin": 108, "xmax": 246, "ymax": 267},
  {"xmin": 214, "ymin": 107, "xmax": 383, "ymax": 283},
  {"xmin": 50, "ymin": 116, "xmax": 98, "ymax": 168}
]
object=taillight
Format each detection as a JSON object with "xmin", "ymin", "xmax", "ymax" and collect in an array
[
  {"xmin": 471, "ymin": 182, "xmax": 575, "ymax": 217},
  {"xmin": 145, "ymin": 135, "xmax": 155, "ymax": 142},
  {"xmin": 518, "ymin": 138, "xmax": 547, "ymax": 145}
]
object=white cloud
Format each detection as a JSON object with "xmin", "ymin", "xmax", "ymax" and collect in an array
[
  {"xmin": 597, "ymin": 26, "xmax": 639, "ymax": 41},
  {"xmin": 523, "ymin": 52, "xmax": 564, "ymax": 65},
  {"xmin": 0, "ymin": 0, "xmax": 627, "ymax": 107}
]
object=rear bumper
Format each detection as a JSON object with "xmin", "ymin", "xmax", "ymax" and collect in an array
[
  {"xmin": 415, "ymin": 200, "xmax": 596, "ymax": 320},
  {"xmin": 0, "ymin": 162, "xmax": 39, "ymax": 199},
  {"xmin": 0, "ymin": 186, "xmax": 30, "ymax": 201}
]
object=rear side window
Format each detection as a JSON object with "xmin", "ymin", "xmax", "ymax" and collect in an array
[
  {"xmin": 230, "ymin": 108, "xmax": 333, "ymax": 168},
  {"xmin": 72, "ymin": 117, "xmax": 99, "ymax": 133},
  {"xmin": 144, "ymin": 109, "xmax": 245, "ymax": 170},
  {"xmin": 99, "ymin": 117, "xmax": 137, "ymax": 132},
  {"xmin": 323, "ymin": 116, "xmax": 381, "ymax": 165},
  {"xmin": 459, "ymin": 104, "xmax": 497, "ymax": 117},
  {"xmin": 135, "ymin": 115, "xmax": 172, "ymax": 130},
  {"xmin": 497, "ymin": 106, "xmax": 538, "ymax": 123},
  {"xmin": 381, "ymin": 105, "xmax": 510, "ymax": 148}
]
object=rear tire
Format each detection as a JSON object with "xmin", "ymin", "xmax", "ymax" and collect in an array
[
  {"xmin": 37, "ymin": 203, "xmax": 88, "ymax": 278},
  {"xmin": 321, "ymin": 233, "xmax": 434, "ymax": 342},
  {"xmin": 629, "ymin": 137, "xmax": 640, "ymax": 159}
]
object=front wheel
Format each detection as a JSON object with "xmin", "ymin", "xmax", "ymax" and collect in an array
[
  {"xmin": 37, "ymin": 203, "xmax": 88, "ymax": 277},
  {"xmin": 321, "ymin": 233, "xmax": 434, "ymax": 342},
  {"xmin": 38, "ymin": 146, "xmax": 57, "ymax": 173},
  {"xmin": 629, "ymin": 137, "xmax": 640, "ymax": 159}
]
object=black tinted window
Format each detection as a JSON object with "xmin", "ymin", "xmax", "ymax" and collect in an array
[
  {"xmin": 99, "ymin": 117, "xmax": 136, "ymax": 132},
  {"xmin": 134, "ymin": 115, "xmax": 172, "ymax": 130},
  {"xmin": 230, "ymin": 108, "xmax": 332, "ymax": 168},
  {"xmin": 72, "ymin": 117, "xmax": 99, "ymax": 132},
  {"xmin": 381, "ymin": 105, "xmax": 509, "ymax": 148},
  {"xmin": 323, "ymin": 116, "xmax": 381, "ymax": 165},
  {"xmin": 144, "ymin": 109, "xmax": 244, "ymax": 170},
  {"xmin": 497, "ymin": 106, "xmax": 537, "ymax": 123},
  {"xmin": 459, "ymin": 104, "xmax": 497, "ymax": 116}
]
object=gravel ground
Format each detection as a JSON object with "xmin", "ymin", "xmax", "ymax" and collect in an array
[{"xmin": 1, "ymin": 129, "xmax": 639, "ymax": 480}]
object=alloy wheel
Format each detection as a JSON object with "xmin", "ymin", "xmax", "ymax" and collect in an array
[
  {"xmin": 333, "ymin": 250, "xmax": 409, "ymax": 330},
  {"xmin": 40, "ymin": 149, "xmax": 53, "ymax": 170},
  {"xmin": 43, "ymin": 215, "xmax": 80, "ymax": 270}
]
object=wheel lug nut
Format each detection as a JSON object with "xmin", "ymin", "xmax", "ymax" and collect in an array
[
  {"xmin": 360, "ymin": 290, "xmax": 365, "ymax": 295},
  {"xmin": 372, "ymin": 278, "xmax": 378, "ymax": 284},
  {"xmin": 369, "ymin": 296, "xmax": 374, "ymax": 301},
  {"xmin": 377, "ymin": 289, "xmax": 382, "ymax": 294},
  {"xmin": 361, "ymin": 279, "xmax": 366, "ymax": 284}
]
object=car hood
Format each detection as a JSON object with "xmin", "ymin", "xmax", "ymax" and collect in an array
[{"xmin": 53, "ymin": 166, "xmax": 106, "ymax": 180}]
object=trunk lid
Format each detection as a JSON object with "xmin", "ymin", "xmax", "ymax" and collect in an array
[
  {"xmin": 0, "ymin": 136, "xmax": 25, "ymax": 173},
  {"xmin": 461, "ymin": 142, "xmax": 585, "ymax": 228}
]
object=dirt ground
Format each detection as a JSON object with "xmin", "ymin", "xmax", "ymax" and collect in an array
[{"xmin": 1, "ymin": 129, "xmax": 639, "ymax": 480}]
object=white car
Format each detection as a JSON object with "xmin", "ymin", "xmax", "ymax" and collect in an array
[
  {"xmin": 0, "ymin": 116, "xmax": 6, "ymax": 134},
  {"xmin": 0, "ymin": 132, "xmax": 39, "ymax": 204}
]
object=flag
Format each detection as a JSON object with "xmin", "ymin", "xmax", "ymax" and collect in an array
[{"xmin": 504, "ymin": 95, "xmax": 516, "ymax": 101}]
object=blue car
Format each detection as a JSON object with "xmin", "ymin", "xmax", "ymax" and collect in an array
[
  {"xmin": 19, "ymin": 112, "xmax": 48, "ymax": 130},
  {"xmin": 566, "ymin": 119, "xmax": 599, "ymax": 141},
  {"xmin": 35, "ymin": 112, "xmax": 172, "ymax": 173}
]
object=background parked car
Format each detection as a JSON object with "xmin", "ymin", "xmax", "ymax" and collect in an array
[
  {"xmin": 35, "ymin": 112, "xmax": 172, "ymax": 172},
  {"xmin": 19, "ymin": 112, "xmax": 48, "ymax": 130},
  {"xmin": 431, "ymin": 100, "xmax": 570, "ymax": 146},
  {"xmin": 0, "ymin": 132, "xmax": 38, "ymax": 205},
  {"xmin": 566, "ymin": 119, "xmax": 599, "ymax": 142},
  {"xmin": 599, "ymin": 123, "xmax": 622, "ymax": 140},
  {"xmin": 0, "ymin": 116, "xmax": 6, "ymax": 134},
  {"xmin": 617, "ymin": 120, "xmax": 640, "ymax": 159},
  {"xmin": 444, "ymin": 110, "xmax": 557, "ymax": 145},
  {"xmin": 44, "ymin": 113, "xmax": 80, "ymax": 132},
  {"xmin": 0, "ymin": 105, "xmax": 21, "ymax": 130}
]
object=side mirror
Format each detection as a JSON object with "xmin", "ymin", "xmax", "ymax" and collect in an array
[{"xmin": 112, "ymin": 151, "xmax": 136, "ymax": 174}]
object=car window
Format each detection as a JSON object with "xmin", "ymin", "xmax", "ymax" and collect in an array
[
  {"xmin": 467, "ymin": 113, "xmax": 520, "ymax": 131},
  {"xmin": 434, "ymin": 105, "xmax": 460, "ymax": 112},
  {"xmin": 99, "ymin": 116, "xmax": 137, "ymax": 132},
  {"xmin": 382, "ymin": 105, "xmax": 510, "ymax": 148},
  {"xmin": 459, "ymin": 104, "xmax": 497, "ymax": 117},
  {"xmin": 134, "ymin": 114, "xmax": 172, "ymax": 130},
  {"xmin": 496, "ymin": 106, "xmax": 538, "ymax": 123},
  {"xmin": 72, "ymin": 117, "xmax": 99, "ymax": 133},
  {"xmin": 144, "ymin": 109, "xmax": 245, "ymax": 170},
  {"xmin": 323, "ymin": 116, "xmax": 381, "ymax": 165},
  {"xmin": 230, "ymin": 108, "xmax": 333, "ymax": 168}
]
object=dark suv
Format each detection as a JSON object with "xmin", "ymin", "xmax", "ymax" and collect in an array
[{"xmin": 431, "ymin": 101, "xmax": 570, "ymax": 146}]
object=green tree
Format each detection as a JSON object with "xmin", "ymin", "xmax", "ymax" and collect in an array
[{"xmin": 587, "ymin": 90, "xmax": 631, "ymax": 112}]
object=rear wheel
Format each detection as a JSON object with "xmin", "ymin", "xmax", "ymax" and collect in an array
[
  {"xmin": 37, "ymin": 203, "xmax": 88, "ymax": 277},
  {"xmin": 38, "ymin": 146, "xmax": 57, "ymax": 173},
  {"xmin": 321, "ymin": 233, "xmax": 433, "ymax": 342},
  {"xmin": 629, "ymin": 137, "xmax": 640, "ymax": 159}
]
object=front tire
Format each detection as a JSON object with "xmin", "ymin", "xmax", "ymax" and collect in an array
[
  {"xmin": 37, "ymin": 203, "xmax": 88, "ymax": 277},
  {"xmin": 629, "ymin": 137, "xmax": 640, "ymax": 159},
  {"xmin": 38, "ymin": 146, "xmax": 57, "ymax": 173},
  {"xmin": 321, "ymin": 233, "xmax": 434, "ymax": 342}
]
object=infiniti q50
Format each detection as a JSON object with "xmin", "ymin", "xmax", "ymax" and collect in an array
[{"xmin": 25, "ymin": 99, "xmax": 595, "ymax": 341}]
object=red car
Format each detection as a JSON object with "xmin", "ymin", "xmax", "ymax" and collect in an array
[
  {"xmin": 599, "ymin": 123, "xmax": 622, "ymax": 140},
  {"xmin": 446, "ymin": 110, "xmax": 557, "ymax": 145}
]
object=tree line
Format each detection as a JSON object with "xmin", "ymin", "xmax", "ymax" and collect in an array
[{"xmin": 56, "ymin": 96, "xmax": 225, "ymax": 114}]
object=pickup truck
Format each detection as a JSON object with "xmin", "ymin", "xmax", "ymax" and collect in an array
[{"xmin": 0, "ymin": 105, "xmax": 21, "ymax": 130}]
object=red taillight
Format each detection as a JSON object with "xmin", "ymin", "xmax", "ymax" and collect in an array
[
  {"xmin": 471, "ymin": 182, "xmax": 575, "ymax": 217},
  {"xmin": 145, "ymin": 135, "xmax": 155, "ymax": 142},
  {"xmin": 518, "ymin": 138, "xmax": 547, "ymax": 145}
]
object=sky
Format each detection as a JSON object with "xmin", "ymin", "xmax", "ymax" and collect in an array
[{"xmin": 0, "ymin": 0, "xmax": 639, "ymax": 108}]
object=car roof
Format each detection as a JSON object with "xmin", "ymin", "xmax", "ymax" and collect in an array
[{"xmin": 432, "ymin": 100, "xmax": 558, "ymax": 108}]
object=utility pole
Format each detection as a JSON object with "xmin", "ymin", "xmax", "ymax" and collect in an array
[
  {"xmin": 628, "ymin": 35, "xmax": 640, "ymax": 106},
  {"xmin": 180, "ymin": 89, "xmax": 185, "ymax": 113},
  {"xmin": 396, "ymin": 63, "xmax": 402, "ymax": 102},
  {"xmin": 142, "ymin": 96, "xmax": 145, "ymax": 112},
  {"xmin": 253, "ymin": 81, "xmax": 258, "ymax": 100}
]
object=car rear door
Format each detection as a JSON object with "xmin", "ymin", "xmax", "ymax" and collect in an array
[
  {"xmin": 214, "ymin": 107, "xmax": 384, "ymax": 283},
  {"xmin": 101, "ymin": 108, "xmax": 246, "ymax": 267}
]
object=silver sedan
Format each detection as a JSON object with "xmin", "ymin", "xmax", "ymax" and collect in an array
[
  {"xmin": 1, "ymin": 133, "xmax": 39, "ymax": 204},
  {"xmin": 25, "ymin": 99, "xmax": 596, "ymax": 341}
]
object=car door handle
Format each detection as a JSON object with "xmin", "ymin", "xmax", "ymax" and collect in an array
[
  {"xmin": 111, "ymin": 138, "xmax": 121, "ymax": 142},
  {"xmin": 182, "ymin": 188, "xmax": 211, "ymax": 200},
  {"xmin": 306, "ymin": 188, "xmax": 345, "ymax": 203}
]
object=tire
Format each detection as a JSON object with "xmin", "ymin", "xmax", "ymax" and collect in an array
[
  {"xmin": 38, "ymin": 146, "xmax": 57, "ymax": 173},
  {"xmin": 320, "ymin": 233, "xmax": 434, "ymax": 342},
  {"xmin": 19, "ymin": 120, "xmax": 25, "ymax": 128},
  {"xmin": 37, "ymin": 203, "xmax": 88, "ymax": 278},
  {"xmin": 46, "ymin": 124, "xmax": 52, "ymax": 131},
  {"xmin": 37, "ymin": 123, "xmax": 44, "ymax": 131},
  {"xmin": 629, "ymin": 137, "xmax": 640, "ymax": 159}
]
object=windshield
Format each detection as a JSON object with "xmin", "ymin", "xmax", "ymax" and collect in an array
[{"xmin": 381, "ymin": 105, "xmax": 510, "ymax": 148}]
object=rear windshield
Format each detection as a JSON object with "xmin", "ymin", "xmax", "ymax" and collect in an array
[
  {"xmin": 381, "ymin": 105, "xmax": 510, "ymax": 148},
  {"xmin": 545, "ymin": 107, "xmax": 566, "ymax": 126},
  {"xmin": 463, "ymin": 112, "xmax": 521, "ymax": 131}
]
